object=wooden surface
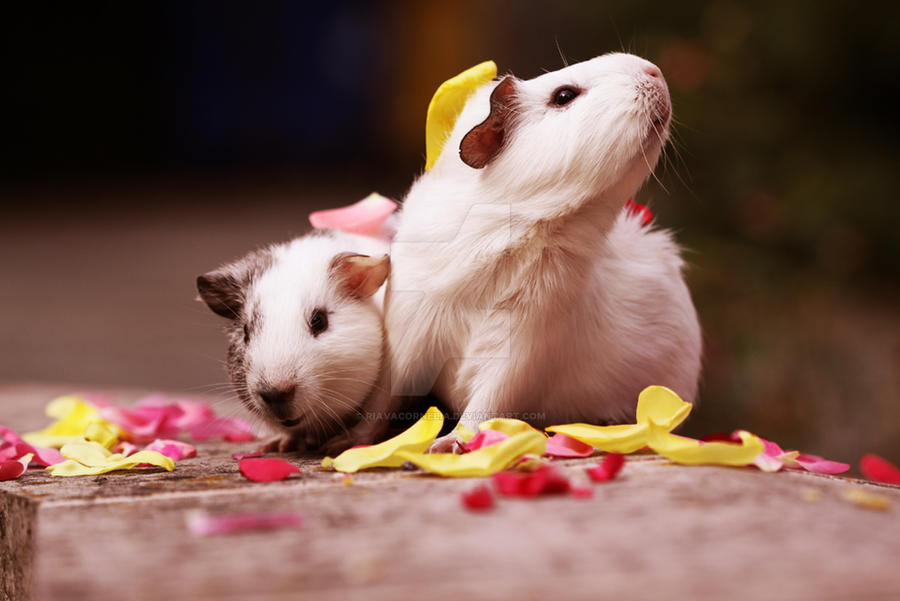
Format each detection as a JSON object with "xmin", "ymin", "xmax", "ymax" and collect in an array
[{"xmin": 2, "ymin": 383, "xmax": 900, "ymax": 601}]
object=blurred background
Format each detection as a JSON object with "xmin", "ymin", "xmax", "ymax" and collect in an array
[{"xmin": 2, "ymin": 1, "xmax": 898, "ymax": 467}]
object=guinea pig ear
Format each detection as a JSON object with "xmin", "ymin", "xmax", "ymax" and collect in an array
[
  {"xmin": 196, "ymin": 270, "xmax": 244, "ymax": 319},
  {"xmin": 459, "ymin": 76, "xmax": 518, "ymax": 169},
  {"xmin": 330, "ymin": 253, "xmax": 391, "ymax": 299}
]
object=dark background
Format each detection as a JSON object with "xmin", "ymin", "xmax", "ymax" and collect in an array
[{"xmin": 3, "ymin": 1, "xmax": 898, "ymax": 467}]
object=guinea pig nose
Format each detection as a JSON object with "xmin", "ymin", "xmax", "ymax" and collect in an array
[
  {"xmin": 643, "ymin": 64, "xmax": 662, "ymax": 79},
  {"xmin": 258, "ymin": 386, "xmax": 295, "ymax": 406}
]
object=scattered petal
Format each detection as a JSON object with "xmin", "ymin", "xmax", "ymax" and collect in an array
[
  {"xmin": 190, "ymin": 416, "xmax": 256, "ymax": 442},
  {"xmin": 460, "ymin": 484, "xmax": 495, "ymax": 511},
  {"xmin": 341, "ymin": 476, "xmax": 354, "ymax": 486},
  {"xmin": 649, "ymin": 426, "xmax": 764, "ymax": 467},
  {"xmin": 114, "ymin": 441, "xmax": 140, "ymax": 457},
  {"xmin": 545, "ymin": 433, "xmax": 595, "ymax": 458},
  {"xmin": 571, "ymin": 486, "xmax": 594, "ymax": 499},
  {"xmin": 493, "ymin": 464, "xmax": 571, "ymax": 497},
  {"xmin": 396, "ymin": 431, "xmax": 547, "ymax": 478},
  {"xmin": 309, "ymin": 193, "xmax": 398, "ymax": 237},
  {"xmin": 48, "ymin": 442, "xmax": 174, "ymax": 476},
  {"xmin": 232, "ymin": 451, "xmax": 263, "ymax": 461},
  {"xmin": 842, "ymin": 487, "xmax": 891, "ymax": 511},
  {"xmin": 860, "ymin": 454, "xmax": 900, "ymax": 485},
  {"xmin": 478, "ymin": 418, "xmax": 541, "ymax": 437},
  {"xmin": 453, "ymin": 422, "xmax": 476, "ymax": 444},
  {"xmin": 24, "ymin": 396, "xmax": 124, "ymax": 448},
  {"xmin": 425, "ymin": 60, "xmax": 498, "ymax": 170},
  {"xmin": 85, "ymin": 422, "xmax": 119, "ymax": 449},
  {"xmin": 0, "ymin": 453, "xmax": 33, "ymax": 481},
  {"xmin": 547, "ymin": 386, "xmax": 691, "ymax": 453},
  {"xmin": 792, "ymin": 453, "xmax": 850, "ymax": 475},
  {"xmin": 1, "ymin": 425, "xmax": 64, "ymax": 466},
  {"xmin": 239, "ymin": 458, "xmax": 301, "ymax": 482},
  {"xmin": 187, "ymin": 511, "xmax": 303, "ymax": 536},
  {"xmin": 146, "ymin": 439, "xmax": 197, "ymax": 461},
  {"xmin": 464, "ymin": 429, "xmax": 509, "ymax": 452},
  {"xmin": 801, "ymin": 488, "xmax": 822, "ymax": 503},
  {"xmin": 586, "ymin": 453, "xmax": 626, "ymax": 482},
  {"xmin": 323, "ymin": 407, "xmax": 444, "ymax": 473}
]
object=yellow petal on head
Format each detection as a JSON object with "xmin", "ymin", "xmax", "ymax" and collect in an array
[
  {"xmin": 648, "ymin": 424, "xmax": 764, "ymax": 466},
  {"xmin": 325, "ymin": 407, "xmax": 444, "ymax": 473},
  {"xmin": 477, "ymin": 417, "xmax": 541, "ymax": 437},
  {"xmin": 453, "ymin": 422, "xmax": 476, "ymax": 444},
  {"xmin": 394, "ymin": 430, "xmax": 547, "ymax": 477},
  {"xmin": 635, "ymin": 386, "xmax": 693, "ymax": 430},
  {"xmin": 545, "ymin": 423, "xmax": 649, "ymax": 454},
  {"xmin": 424, "ymin": 60, "xmax": 497, "ymax": 171}
]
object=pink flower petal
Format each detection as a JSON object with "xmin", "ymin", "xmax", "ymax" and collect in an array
[
  {"xmin": 172, "ymin": 400, "xmax": 216, "ymax": 431},
  {"xmin": 187, "ymin": 512, "xmax": 304, "ymax": 536},
  {"xmin": 191, "ymin": 417, "xmax": 255, "ymax": 442},
  {"xmin": 0, "ymin": 425, "xmax": 63, "ymax": 466},
  {"xmin": 791, "ymin": 453, "xmax": 850, "ymax": 475},
  {"xmin": 113, "ymin": 441, "xmax": 140, "ymax": 457},
  {"xmin": 309, "ymin": 194, "xmax": 398, "ymax": 237},
  {"xmin": 145, "ymin": 439, "xmax": 197, "ymax": 461},
  {"xmin": 232, "ymin": 451, "xmax": 263, "ymax": 460},
  {"xmin": 571, "ymin": 486, "xmax": 594, "ymax": 499},
  {"xmin": 463, "ymin": 429, "xmax": 509, "ymax": 452},
  {"xmin": 238, "ymin": 458, "xmax": 301, "ymax": 482},
  {"xmin": 860, "ymin": 454, "xmax": 900, "ymax": 485},
  {"xmin": 460, "ymin": 484, "xmax": 495, "ymax": 511},
  {"xmin": 586, "ymin": 453, "xmax": 626, "ymax": 482},
  {"xmin": 544, "ymin": 433, "xmax": 595, "ymax": 458},
  {"xmin": 492, "ymin": 464, "xmax": 571, "ymax": 498},
  {"xmin": 624, "ymin": 199, "xmax": 653, "ymax": 226}
]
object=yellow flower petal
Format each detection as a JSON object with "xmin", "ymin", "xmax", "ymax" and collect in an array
[
  {"xmin": 842, "ymin": 487, "xmax": 890, "ymax": 511},
  {"xmin": 23, "ymin": 395, "xmax": 124, "ymax": 448},
  {"xmin": 477, "ymin": 418, "xmax": 541, "ymax": 437},
  {"xmin": 424, "ymin": 60, "xmax": 497, "ymax": 171},
  {"xmin": 648, "ymin": 425, "xmax": 764, "ymax": 466},
  {"xmin": 394, "ymin": 430, "xmax": 547, "ymax": 477},
  {"xmin": 635, "ymin": 385, "xmax": 693, "ymax": 430},
  {"xmin": 544, "ymin": 423, "xmax": 649, "ymax": 454},
  {"xmin": 85, "ymin": 422, "xmax": 119, "ymax": 449},
  {"xmin": 453, "ymin": 422, "xmax": 476, "ymax": 444},
  {"xmin": 324, "ymin": 406, "xmax": 444, "ymax": 473},
  {"xmin": 48, "ymin": 441, "xmax": 174, "ymax": 476}
]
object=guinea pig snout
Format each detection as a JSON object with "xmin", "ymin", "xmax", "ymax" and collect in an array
[
  {"xmin": 257, "ymin": 385, "xmax": 296, "ymax": 408},
  {"xmin": 636, "ymin": 64, "xmax": 671, "ymax": 128}
]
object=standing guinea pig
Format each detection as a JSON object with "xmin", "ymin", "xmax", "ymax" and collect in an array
[
  {"xmin": 341, "ymin": 52, "xmax": 703, "ymax": 451},
  {"xmin": 197, "ymin": 230, "xmax": 390, "ymax": 452}
]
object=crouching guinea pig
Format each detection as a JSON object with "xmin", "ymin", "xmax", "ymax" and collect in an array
[
  {"xmin": 346, "ymin": 52, "xmax": 703, "ymax": 452},
  {"xmin": 197, "ymin": 230, "xmax": 390, "ymax": 452}
]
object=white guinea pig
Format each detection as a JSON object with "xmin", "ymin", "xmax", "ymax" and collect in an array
[
  {"xmin": 348, "ymin": 52, "xmax": 702, "ymax": 451},
  {"xmin": 197, "ymin": 230, "xmax": 390, "ymax": 452}
]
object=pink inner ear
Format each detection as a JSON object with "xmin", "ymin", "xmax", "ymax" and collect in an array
[{"xmin": 309, "ymin": 194, "xmax": 397, "ymax": 236}]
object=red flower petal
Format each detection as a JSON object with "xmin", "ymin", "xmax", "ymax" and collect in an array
[
  {"xmin": 231, "ymin": 451, "xmax": 263, "ymax": 460},
  {"xmin": 0, "ymin": 459, "xmax": 27, "ymax": 481},
  {"xmin": 238, "ymin": 458, "xmax": 301, "ymax": 482},
  {"xmin": 860, "ymin": 454, "xmax": 900, "ymax": 485},
  {"xmin": 624, "ymin": 199, "xmax": 653, "ymax": 226},
  {"xmin": 586, "ymin": 453, "xmax": 625, "ymax": 482},
  {"xmin": 492, "ymin": 464, "xmax": 571, "ymax": 498},
  {"xmin": 464, "ymin": 429, "xmax": 509, "ymax": 452},
  {"xmin": 460, "ymin": 484, "xmax": 495, "ymax": 511},
  {"xmin": 544, "ymin": 433, "xmax": 594, "ymax": 458},
  {"xmin": 571, "ymin": 486, "xmax": 594, "ymax": 499}
]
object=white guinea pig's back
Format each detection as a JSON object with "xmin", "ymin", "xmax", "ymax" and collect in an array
[{"xmin": 579, "ymin": 210, "xmax": 701, "ymax": 404}]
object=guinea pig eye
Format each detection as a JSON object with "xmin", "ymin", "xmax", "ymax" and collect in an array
[
  {"xmin": 309, "ymin": 308, "xmax": 328, "ymax": 337},
  {"xmin": 550, "ymin": 86, "xmax": 580, "ymax": 107},
  {"xmin": 242, "ymin": 324, "xmax": 250, "ymax": 344}
]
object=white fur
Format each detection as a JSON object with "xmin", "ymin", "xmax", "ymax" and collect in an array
[
  {"xmin": 363, "ymin": 52, "xmax": 701, "ymax": 438},
  {"xmin": 246, "ymin": 231, "xmax": 389, "ymax": 437}
]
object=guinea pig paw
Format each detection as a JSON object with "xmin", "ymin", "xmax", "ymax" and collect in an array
[
  {"xmin": 427, "ymin": 433, "xmax": 465, "ymax": 454},
  {"xmin": 258, "ymin": 433, "xmax": 308, "ymax": 454}
]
